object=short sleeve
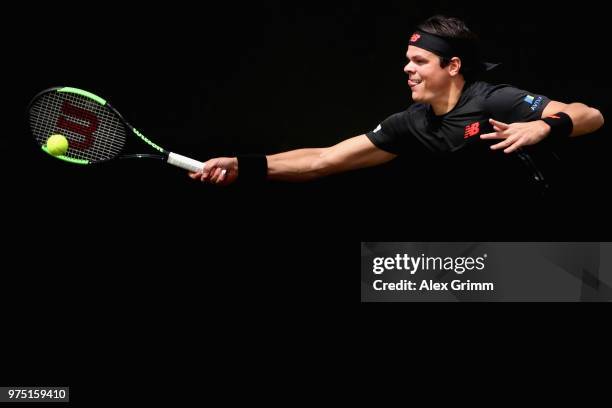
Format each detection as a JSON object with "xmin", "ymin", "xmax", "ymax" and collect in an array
[
  {"xmin": 365, "ymin": 112, "xmax": 412, "ymax": 155},
  {"xmin": 483, "ymin": 85, "xmax": 551, "ymax": 123}
]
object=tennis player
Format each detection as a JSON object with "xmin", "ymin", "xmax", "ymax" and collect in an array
[{"xmin": 189, "ymin": 15, "xmax": 603, "ymax": 191}]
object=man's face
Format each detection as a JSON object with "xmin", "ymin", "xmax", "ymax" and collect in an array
[{"xmin": 404, "ymin": 46, "xmax": 451, "ymax": 103}]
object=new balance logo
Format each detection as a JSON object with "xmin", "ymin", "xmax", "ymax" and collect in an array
[{"xmin": 464, "ymin": 122, "xmax": 480, "ymax": 139}]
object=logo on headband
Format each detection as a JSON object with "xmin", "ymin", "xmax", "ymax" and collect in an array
[{"xmin": 410, "ymin": 33, "xmax": 421, "ymax": 43}]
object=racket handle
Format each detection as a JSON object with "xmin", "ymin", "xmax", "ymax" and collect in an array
[{"xmin": 167, "ymin": 152, "xmax": 205, "ymax": 173}]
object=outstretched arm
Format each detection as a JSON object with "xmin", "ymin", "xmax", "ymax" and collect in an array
[
  {"xmin": 481, "ymin": 100, "xmax": 604, "ymax": 153},
  {"xmin": 189, "ymin": 134, "xmax": 397, "ymax": 184}
]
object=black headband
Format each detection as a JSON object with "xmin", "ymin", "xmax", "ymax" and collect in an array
[{"xmin": 409, "ymin": 30, "xmax": 499, "ymax": 72}]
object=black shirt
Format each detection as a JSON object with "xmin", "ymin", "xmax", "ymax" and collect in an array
[
  {"xmin": 366, "ymin": 81, "xmax": 550, "ymax": 155},
  {"xmin": 365, "ymin": 81, "xmax": 554, "ymax": 198}
]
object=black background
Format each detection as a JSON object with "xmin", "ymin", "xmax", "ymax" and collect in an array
[
  {"xmin": 8, "ymin": 1, "xmax": 610, "ymax": 240},
  {"xmin": 3, "ymin": 0, "xmax": 610, "ymax": 395}
]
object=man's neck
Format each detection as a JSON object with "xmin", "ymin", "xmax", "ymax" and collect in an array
[{"xmin": 431, "ymin": 77, "xmax": 466, "ymax": 116}]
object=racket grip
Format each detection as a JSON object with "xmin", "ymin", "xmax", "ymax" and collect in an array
[{"xmin": 167, "ymin": 152, "xmax": 205, "ymax": 172}]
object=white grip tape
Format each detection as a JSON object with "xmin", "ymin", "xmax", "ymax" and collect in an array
[{"xmin": 167, "ymin": 152, "xmax": 205, "ymax": 172}]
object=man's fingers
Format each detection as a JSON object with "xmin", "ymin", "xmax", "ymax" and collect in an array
[
  {"xmin": 200, "ymin": 166, "xmax": 214, "ymax": 182},
  {"xmin": 504, "ymin": 141, "xmax": 523, "ymax": 154},
  {"xmin": 215, "ymin": 169, "xmax": 227, "ymax": 184},
  {"xmin": 202, "ymin": 161, "xmax": 222, "ymax": 182},
  {"xmin": 207, "ymin": 168, "xmax": 218, "ymax": 183},
  {"xmin": 217, "ymin": 169, "xmax": 228, "ymax": 184},
  {"xmin": 210, "ymin": 167, "xmax": 223, "ymax": 183},
  {"xmin": 490, "ymin": 140, "xmax": 510, "ymax": 150},
  {"xmin": 481, "ymin": 132, "xmax": 506, "ymax": 140},
  {"xmin": 190, "ymin": 158, "xmax": 231, "ymax": 184},
  {"xmin": 201, "ymin": 162, "xmax": 211, "ymax": 178},
  {"xmin": 489, "ymin": 118, "xmax": 509, "ymax": 129},
  {"xmin": 491, "ymin": 135, "xmax": 519, "ymax": 150}
]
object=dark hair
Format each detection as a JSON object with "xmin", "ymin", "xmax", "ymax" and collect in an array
[{"xmin": 417, "ymin": 15, "xmax": 481, "ymax": 79}]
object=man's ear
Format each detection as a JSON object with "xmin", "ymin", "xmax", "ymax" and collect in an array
[{"xmin": 448, "ymin": 57, "xmax": 462, "ymax": 76}]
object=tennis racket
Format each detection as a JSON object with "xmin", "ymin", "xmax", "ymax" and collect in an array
[{"xmin": 27, "ymin": 86, "xmax": 205, "ymax": 172}]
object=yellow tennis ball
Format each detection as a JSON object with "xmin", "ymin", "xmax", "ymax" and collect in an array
[{"xmin": 46, "ymin": 134, "xmax": 69, "ymax": 156}]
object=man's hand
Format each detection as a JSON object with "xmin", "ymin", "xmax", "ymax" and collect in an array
[
  {"xmin": 188, "ymin": 157, "xmax": 239, "ymax": 185},
  {"xmin": 480, "ymin": 118, "xmax": 550, "ymax": 153}
]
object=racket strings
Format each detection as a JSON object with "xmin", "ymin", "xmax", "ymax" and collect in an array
[{"xmin": 29, "ymin": 92, "xmax": 126, "ymax": 162}]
